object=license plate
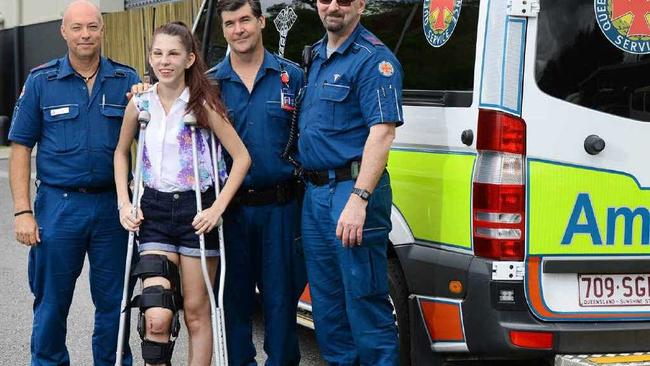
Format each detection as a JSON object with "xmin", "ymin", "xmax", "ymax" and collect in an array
[{"xmin": 578, "ymin": 274, "xmax": 650, "ymax": 307}]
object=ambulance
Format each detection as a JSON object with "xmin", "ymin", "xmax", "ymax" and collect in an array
[{"xmin": 193, "ymin": 0, "xmax": 650, "ymax": 364}]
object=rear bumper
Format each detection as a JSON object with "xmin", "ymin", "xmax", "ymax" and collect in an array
[{"xmin": 396, "ymin": 243, "xmax": 650, "ymax": 362}]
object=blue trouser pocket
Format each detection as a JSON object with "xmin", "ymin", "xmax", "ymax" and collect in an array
[{"xmin": 344, "ymin": 227, "xmax": 390, "ymax": 299}]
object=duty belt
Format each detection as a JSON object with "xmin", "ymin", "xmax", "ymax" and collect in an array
[
  {"xmin": 40, "ymin": 182, "xmax": 116, "ymax": 194},
  {"xmin": 303, "ymin": 161, "xmax": 361, "ymax": 186},
  {"xmin": 233, "ymin": 180, "xmax": 300, "ymax": 206}
]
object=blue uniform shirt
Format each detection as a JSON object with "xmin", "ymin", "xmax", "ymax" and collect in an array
[
  {"xmin": 209, "ymin": 50, "xmax": 304, "ymax": 189},
  {"xmin": 9, "ymin": 55, "xmax": 140, "ymax": 188},
  {"xmin": 298, "ymin": 24, "xmax": 404, "ymax": 171}
]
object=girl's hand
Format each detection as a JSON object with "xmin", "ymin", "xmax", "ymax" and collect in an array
[
  {"xmin": 192, "ymin": 205, "xmax": 224, "ymax": 235},
  {"xmin": 119, "ymin": 205, "xmax": 144, "ymax": 232}
]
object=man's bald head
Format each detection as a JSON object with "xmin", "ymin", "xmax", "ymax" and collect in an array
[
  {"xmin": 62, "ymin": 0, "xmax": 103, "ymax": 27},
  {"xmin": 61, "ymin": 0, "xmax": 104, "ymax": 62}
]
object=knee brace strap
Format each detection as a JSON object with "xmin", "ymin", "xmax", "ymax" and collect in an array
[
  {"xmin": 141, "ymin": 339, "xmax": 175, "ymax": 365},
  {"xmin": 134, "ymin": 286, "xmax": 182, "ymax": 340},
  {"xmin": 130, "ymin": 285, "xmax": 182, "ymax": 312},
  {"xmin": 132, "ymin": 254, "xmax": 181, "ymax": 290}
]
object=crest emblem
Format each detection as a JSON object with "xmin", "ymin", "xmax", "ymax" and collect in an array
[
  {"xmin": 423, "ymin": 0, "xmax": 462, "ymax": 48},
  {"xmin": 378, "ymin": 61, "xmax": 395, "ymax": 77},
  {"xmin": 595, "ymin": 0, "xmax": 650, "ymax": 54}
]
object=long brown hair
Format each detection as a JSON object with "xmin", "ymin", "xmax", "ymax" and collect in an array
[{"xmin": 151, "ymin": 21, "xmax": 226, "ymax": 129}]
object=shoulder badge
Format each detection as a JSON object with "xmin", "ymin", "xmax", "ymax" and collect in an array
[
  {"xmin": 378, "ymin": 61, "xmax": 395, "ymax": 77},
  {"xmin": 595, "ymin": 0, "xmax": 650, "ymax": 54}
]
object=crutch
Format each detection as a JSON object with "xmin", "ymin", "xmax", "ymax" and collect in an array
[
  {"xmin": 115, "ymin": 110, "xmax": 150, "ymax": 366},
  {"xmin": 184, "ymin": 113, "xmax": 227, "ymax": 365},
  {"xmin": 209, "ymin": 132, "xmax": 229, "ymax": 366}
]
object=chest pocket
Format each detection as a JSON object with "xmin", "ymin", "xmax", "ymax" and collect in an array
[
  {"xmin": 100, "ymin": 103, "xmax": 125, "ymax": 149},
  {"xmin": 319, "ymin": 82, "xmax": 351, "ymax": 129},
  {"xmin": 42, "ymin": 104, "xmax": 81, "ymax": 153},
  {"xmin": 265, "ymin": 101, "xmax": 291, "ymax": 145}
]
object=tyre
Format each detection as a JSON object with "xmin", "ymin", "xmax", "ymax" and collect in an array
[{"xmin": 388, "ymin": 257, "xmax": 412, "ymax": 366}]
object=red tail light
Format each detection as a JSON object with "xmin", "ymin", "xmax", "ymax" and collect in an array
[
  {"xmin": 473, "ymin": 109, "xmax": 526, "ymax": 260},
  {"xmin": 509, "ymin": 330, "xmax": 554, "ymax": 350},
  {"xmin": 477, "ymin": 109, "xmax": 526, "ymax": 154}
]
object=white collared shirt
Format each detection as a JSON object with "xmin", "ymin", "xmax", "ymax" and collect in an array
[{"xmin": 133, "ymin": 84, "xmax": 215, "ymax": 192}]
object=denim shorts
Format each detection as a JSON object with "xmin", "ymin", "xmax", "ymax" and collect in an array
[{"xmin": 138, "ymin": 186, "xmax": 220, "ymax": 257}]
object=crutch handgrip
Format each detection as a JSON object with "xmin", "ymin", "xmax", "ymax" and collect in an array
[{"xmin": 138, "ymin": 110, "xmax": 151, "ymax": 126}]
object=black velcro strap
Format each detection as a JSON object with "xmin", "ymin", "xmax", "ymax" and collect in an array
[
  {"xmin": 141, "ymin": 339, "xmax": 175, "ymax": 365},
  {"xmin": 132, "ymin": 254, "xmax": 181, "ymax": 287},
  {"xmin": 130, "ymin": 285, "xmax": 182, "ymax": 311}
]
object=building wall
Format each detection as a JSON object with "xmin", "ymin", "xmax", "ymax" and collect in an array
[
  {"xmin": 0, "ymin": 0, "xmax": 125, "ymax": 29},
  {"xmin": 1, "ymin": 0, "xmax": 203, "ymax": 121},
  {"xmin": 102, "ymin": 0, "xmax": 203, "ymax": 77}
]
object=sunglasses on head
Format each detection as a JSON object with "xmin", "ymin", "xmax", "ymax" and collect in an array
[{"xmin": 318, "ymin": 0, "xmax": 355, "ymax": 7}]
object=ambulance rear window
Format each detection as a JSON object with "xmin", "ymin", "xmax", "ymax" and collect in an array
[
  {"xmin": 195, "ymin": 0, "xmax": 481, "ymax": 106},
  {"xmin": 535, "ymin": 0, "xmax": 650, "ymax": 122}
]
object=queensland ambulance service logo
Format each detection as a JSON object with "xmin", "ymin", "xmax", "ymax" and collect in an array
[
  {"xmin": 595, "ymin": 0, "xmax": 650, "ymax": 54},
  {"xmin": 423, "ymin": 0, "xmax": 462, "ymax": 47},
  {"xmin": 378, "ymin": 61, "xmax": 395, "ymax": 77}
]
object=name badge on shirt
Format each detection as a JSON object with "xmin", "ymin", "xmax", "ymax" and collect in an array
[
  {"xmin": 281, "ymin": 87, "xmax": 296, "ymax": 112},
  {"xmin": 50, "ymin": 107, "xmax": 70, "ymax": 116}
]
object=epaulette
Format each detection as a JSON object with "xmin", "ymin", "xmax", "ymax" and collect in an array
[
  {"xmin": 276, "ymin": 55, "xmax": 301, "ymax": 73},
  {"xmin": 311, "ymin": 38, "xmax": 324, "ymax": 56},
  {"xmin": 108, "ymin": 58, "xmax": 137, "ymax": 77},
  {"xmin": 361, "ymin": 31, "xmax": 385, "ymax": 47},
  {"xmin": 31, "ymin": 59, "xmax": 58, "ymax": 73}
]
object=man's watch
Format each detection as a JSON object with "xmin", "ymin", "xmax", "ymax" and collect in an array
[{"xmin": 351, "ymin": 187, "xmax": 372, "ymax": 201}]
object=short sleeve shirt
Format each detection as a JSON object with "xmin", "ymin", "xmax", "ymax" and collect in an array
[
  {"xmin": 133, "ymin": 85, "xmax": 217, "ymax": 193},
  {"xmin": 297, "ymin": 24, "xmax": 404, "ymax": 171},
  {"xmin": 209, "ymin": 50, "xmax": 304, "ymax": 189},
  {"xmin": 9, "ymin": 55, "xmax": 140, "ymax": 188}
]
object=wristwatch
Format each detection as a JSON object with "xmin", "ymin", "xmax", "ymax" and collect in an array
[{"xmin": 351, "ymin": 187, "xmax": 371, "ymax": 201}]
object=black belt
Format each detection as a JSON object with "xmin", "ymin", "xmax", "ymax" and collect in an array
[
  {"xmin": 233, "ymin": 180, "xmax": 300, "ymax": 206},
  {"xmin": 41, "ymin": 183, "xmax": 116, "ymax": 194},
  {"xmin": 303, "ymin": 161, "xmax": 360, "ymax": 186}
]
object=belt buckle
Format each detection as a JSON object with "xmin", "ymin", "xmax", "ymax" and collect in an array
[{"xmin": 78, "ymin": 187, "xmax": 88, "ymax": 193}]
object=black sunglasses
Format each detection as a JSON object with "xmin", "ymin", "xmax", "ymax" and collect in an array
[{"xmin": 318, "ymin": 0, "xmax": 355, "ymax": 7}]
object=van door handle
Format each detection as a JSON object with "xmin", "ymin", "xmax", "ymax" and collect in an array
[
  {"xmin": 461, "ymin": 129, "xmax": 474, "ymax": 146},
  {"xmin": 584, "ymin": 134, "xmax": 606, "ymax": 155}
]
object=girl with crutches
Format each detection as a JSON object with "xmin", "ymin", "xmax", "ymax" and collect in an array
[{"xmin": 114, "ymin": 21, "xmax": 250, "ymax": 366}]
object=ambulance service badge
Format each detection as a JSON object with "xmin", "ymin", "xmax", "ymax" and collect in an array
[
  {"xmin": 595, "ymin": 0, "xmax": 650, "ymax": 54},
  {"xmin": 423, "ymin": 0, "xmax": 462, "ymax": 47},
  {"xmin": 378, "ymin": 61, "xmax": 395, "ymax": 77}
]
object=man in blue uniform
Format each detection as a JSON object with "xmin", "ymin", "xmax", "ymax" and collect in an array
[
  {"xmin": 8, "ymin": 1, "xmax": 140, "ymax": 365},
  {"xmin": 208, "ymin": 0, "xmax": 306, "ymax": 364},
  {"xmin": 297, "ymin": 0, "xmax": 403, "ymax": 363}
]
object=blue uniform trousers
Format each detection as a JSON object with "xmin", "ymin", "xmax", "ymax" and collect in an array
[
  {"xmin": 29, "ymin": 185, "xmax": 132, "ymax": 366},
  {"xmin": 223, "ymin": 198, "xmax": 306, "ymax": 366},
  {"xmin": 301, "ymin": 173, "xmax": 398, "ymax": 366}
]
